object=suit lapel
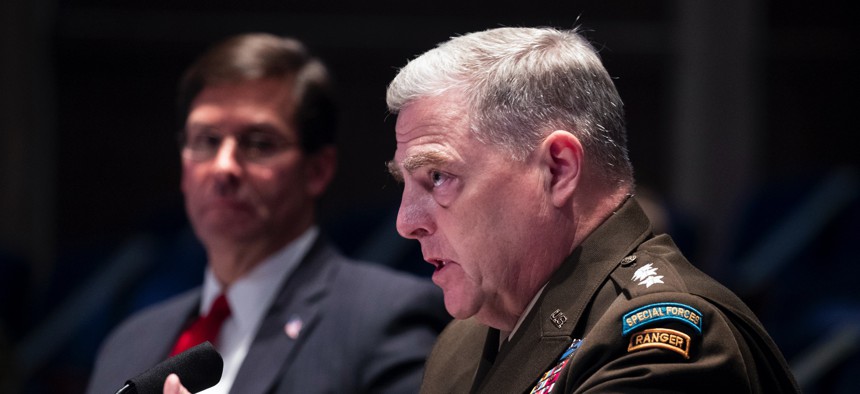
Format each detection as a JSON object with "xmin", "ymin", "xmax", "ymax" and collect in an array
[
  {"xmin": 134, "ymin": 290, "xmax": 201, "ymax": 374},
  {"xmin": 229, "ymin": 238, "xmax": 337, "ymax": 394},
  {"xmin": 158, "ymin": 291, "xmax": 201, "ymax": 356}
]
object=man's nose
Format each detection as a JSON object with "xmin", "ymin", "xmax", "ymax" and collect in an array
[
  {"xmin": 210, "ymin": 138, "xmax": 242, "ymax": 196},
  {"xmin": 213, "ymin": 138, "xmax": 241, "ymax": 174},
  {"xmin": 396, "ymin": 185, "xmax": 433, "ymax": 240}
]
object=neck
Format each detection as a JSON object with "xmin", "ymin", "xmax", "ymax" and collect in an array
[
  {"xmin": 484, "ymin": 186, "xmax": 631, "ymax": 330},
  {"xmin": 479, "ymin": 224, "xmax": 570, "ymax": 332},
  {"xmin": 568, "ymin": 183, "xmax": 632, "ymax": 253},
  {"xmin": 205, "ymin": 226, "xmax": 309, "ymax": 286},
  {"xmin": 206, "ymin": 244, "xmax": 274, "ymax": 286},
  {"xmin": 476, "ymin": 306, "xmax": 521, "ymax": 332}
]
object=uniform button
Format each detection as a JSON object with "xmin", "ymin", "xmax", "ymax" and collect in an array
[{"xmin": 620, "ymin": 255, "xmax": 637, "ymax": 266}]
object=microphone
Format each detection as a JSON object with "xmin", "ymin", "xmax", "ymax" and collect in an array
[{"xmin": 115, "ymin": 341, "xmax": 223, "ymax": 394}]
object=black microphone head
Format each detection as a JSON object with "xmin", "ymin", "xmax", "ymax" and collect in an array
[{"xmin": 126, "ymin": 341, "xmax": 223, "ymax": 394}]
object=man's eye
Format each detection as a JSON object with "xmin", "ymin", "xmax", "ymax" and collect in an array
[
  {"xmin": 240, "ymin": 133, "xmax": 283, "ymax": 158},
  {"xmin": 189, "ymin": 133, "xmax": 222, "ymax": 151},
  {"xmin": 430, "ymin": 171, "xmax": 447, "ymax": 187},
  {"xmin": 245, "ymin": 137, "xmax": 276, "ymax": 151}
]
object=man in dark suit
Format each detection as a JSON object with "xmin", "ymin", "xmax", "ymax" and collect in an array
[
  {"xmin": 87, "ymin": 33, "xmax": 449, "ymax": 394},
  {"xmin": 384, "ymin": 27, "xmax": 800, "ymax": 392}
]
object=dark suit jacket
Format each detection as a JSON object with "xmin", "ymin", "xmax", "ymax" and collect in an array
[
  {"xmin": 87, "ymin": 237, "xmax": 449, "ymax": 394},
  {"xmin": 420, "ymin": 198, "xmax": 799, "ymax": 393}
]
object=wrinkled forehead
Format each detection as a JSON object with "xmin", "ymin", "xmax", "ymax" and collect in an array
[
  {"xmin": 394, "ymin": 94, "xmax": 470, "ymax": 139},
  {"xmin": 386, "ymin": 97, "xmax": 468, "ymax": 179}
]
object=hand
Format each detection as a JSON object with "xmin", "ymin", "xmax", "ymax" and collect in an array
[{"xmin": 163, "ymin": 373, "xmax": 191, "ymax": 394}]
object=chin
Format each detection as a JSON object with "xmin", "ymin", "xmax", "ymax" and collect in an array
[
  {"xmin": 201, "ymin": 223, "xmax": 263, "ymax": 242},
  {"xmin": 443, "ymin": 297, "xmax": 480, "ymax": 321}
]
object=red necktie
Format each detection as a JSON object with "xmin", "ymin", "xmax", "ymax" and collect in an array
[{"xmin": 169, "ymin": 293, "xmax": 231, "ymax": 357}]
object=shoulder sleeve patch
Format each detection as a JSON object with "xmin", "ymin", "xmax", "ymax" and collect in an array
[
  {"xmin": 627, "ymin": 328, "xmax": 692, "ymax": 359},
  {"xmin": 622, "ymin": 302, "xmax": 703, "ymax": 335}
]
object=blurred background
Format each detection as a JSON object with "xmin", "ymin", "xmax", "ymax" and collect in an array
[{"xmin": 1, "ymin": 0, "xmax": 858, "ymax": 392}]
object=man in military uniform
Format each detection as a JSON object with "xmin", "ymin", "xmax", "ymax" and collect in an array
[{"xmin": 385, "ymin": 26, "xmax": 799, "ymax": 393}]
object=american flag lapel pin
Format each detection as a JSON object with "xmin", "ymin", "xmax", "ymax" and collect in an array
[{"xmin": 285, "ymin": 315, "xmax": 303, "ymax": 340}]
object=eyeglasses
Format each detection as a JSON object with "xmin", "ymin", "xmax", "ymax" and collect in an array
[{"xmin": 182, "ymin": 129, "xmax": 297, "ymax": 162}]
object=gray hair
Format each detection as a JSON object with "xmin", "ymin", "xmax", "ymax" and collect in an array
[{"xmin": 386, "ymin": 26, "xmax": 633, "ymax": 187}]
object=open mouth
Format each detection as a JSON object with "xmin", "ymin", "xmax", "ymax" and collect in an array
[{"xmin": 428, "ymin": 259, "xmax": 450, "ymax": 272}]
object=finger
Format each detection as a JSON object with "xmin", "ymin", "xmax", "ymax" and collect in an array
[{"xmin": 163, "ymin": 373, "xmax": 191, "ymax": 394}]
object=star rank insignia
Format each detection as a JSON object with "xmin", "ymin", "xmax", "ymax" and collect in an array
[{"xmin": 632, "ymin": 263, "xmax": 664, "ymax": 288}]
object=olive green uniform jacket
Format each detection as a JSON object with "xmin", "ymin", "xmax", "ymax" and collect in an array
[{"xmin": 420, "ymin": 198, "xmax": 799, "ymax": 393}]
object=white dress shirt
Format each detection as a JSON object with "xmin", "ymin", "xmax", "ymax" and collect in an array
[{"xmin": 197, "ymin": 226, "xmax": 318, "ymax": 394}]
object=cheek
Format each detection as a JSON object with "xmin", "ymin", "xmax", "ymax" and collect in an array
[
  {"xmin": 180, "ymin": 164, "xmax": 203, "ymax": 197},
  {"xmin": 431, "ymin": 181, "xmax": 460, "ymax": 207},
  {"xmin": 451, "ymin": 191, "xmax": 534, "ymax": 274},
  {"xmin": 246, "ymin": 168, "xmax": 279, "ymax": 198},
  {"xmin": 251, "ymin": 164, "xmax": 304, "ymax": 204},
  {"xmin": 450, "ymin": 190, "xmax": 509, "ymax": 238}
]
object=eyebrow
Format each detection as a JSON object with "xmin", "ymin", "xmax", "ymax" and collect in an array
[
  {"xmin": 387, "ymin": 150, "xmax": 451, "ymax": 182},
  {"xmin": 184, "ymin": 122, "xmax": 217, "ymax": 134}
]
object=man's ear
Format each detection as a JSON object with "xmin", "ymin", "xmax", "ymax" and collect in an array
[
  {"xmin": 540, "ymin": 130, "xmax": 583, "ymax": 207},
  {"xmin": 305, "ymin": 146, "xmax": 337, "ymax": 197}
]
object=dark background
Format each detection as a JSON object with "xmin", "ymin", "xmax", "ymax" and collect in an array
[{"xmin": 1, "ymin": 1, "xmax": 858, "ymax": 392}]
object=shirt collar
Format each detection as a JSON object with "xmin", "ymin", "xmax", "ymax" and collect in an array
[
  {"xmin": 200, "ymin": 226, "xmax": 319, "ymax": 332},
  {"xmin": 504, "ymin": 283, "xmax": 548, "ymax": 345}
]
